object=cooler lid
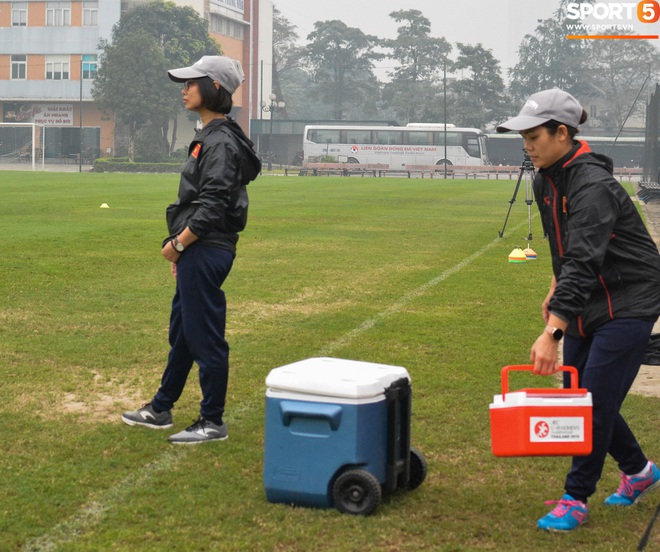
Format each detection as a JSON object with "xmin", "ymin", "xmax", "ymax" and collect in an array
[
  {"xmin": 265, "ymin": 357, "xmax": 410, "ymax": 399},
  {"xmin": 490, "ymin": 390, "xmax": 593, "ymax": 408}
]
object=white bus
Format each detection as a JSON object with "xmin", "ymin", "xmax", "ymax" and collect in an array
[{"xmin": 303, "ymin": 123, "xmax": 490, "ymax": 168}]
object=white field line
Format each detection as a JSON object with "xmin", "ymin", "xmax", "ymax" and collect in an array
[
  {"xmin": 317, "ymin": 223, "xmax": 529, "ymax": 356},
  {"xmin": 22, "ymin": 449, "xmax": 183, "ymax": 552},
  {"xmin": 22, "ymin": 218, "xmax": 530, "ymax": 550},
  {"xmin": 23, "ymin": 390, "xmax": 265, "ymax": 551}
]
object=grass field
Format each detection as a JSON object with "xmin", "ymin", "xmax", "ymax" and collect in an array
[{"xmin": 1, "ymin": 171, "xmax": 659, "ymax": 551}]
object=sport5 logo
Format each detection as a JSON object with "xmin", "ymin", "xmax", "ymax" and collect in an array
[
  {"xmin": 638, "ymin": 0, "xmax": 660, "ymax": 21},
  {"xmin": 566, "ymin": 1, "xmax": 660, "ymax": 23}
]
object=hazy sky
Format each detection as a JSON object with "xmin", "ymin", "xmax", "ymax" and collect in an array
[
  {"xmin": 273, "ymin": 0, "xmax": 558, "ymax": 77},
  {"xmin": 273, "ymin": 0, "xmax": 660, "ymax": 80}
]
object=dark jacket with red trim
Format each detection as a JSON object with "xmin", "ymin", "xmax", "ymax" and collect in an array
[
  {"xmin": 534, "ymin": 140, "xmax": 660, "ymax": 337},
  {"xmin": 164, "ymin": 117, "xmax": 261, "ymax": 254}
]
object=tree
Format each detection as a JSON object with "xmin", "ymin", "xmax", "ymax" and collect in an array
[
  {"xmin": 93, "ymin": 33, "xmax": 171, "ymax": 161},
  {"xmin": 302, "ymin": 20, "xmax": 382, "ymax": 120},
  {"xmin": 93, "ymin": 0, "xmax": 220, "ymax": 160},
  {"xmin": 449, "ymin": 43, "xmax": 512, "ymax": 130},
  {"xmin": 271, "ymin": 6, "xmax": 304, "ymax": 118},
  {"xmin": 509, "ymin": 16, "xmax": 591, "ymax": 102},
  {"xmin": 381, "ymin": 10, "xmax": 452, "ymax": 124},
  {"xmin": 587, "ymin": 34, "xmax": 659, "ymax": 129},
  {"xmin": 509, "ymin": 0, "xmax": 659, "ymax": 133},
  {"xmin": 271, "ymin": 10, "xmax": 323, "ymax": 121}
]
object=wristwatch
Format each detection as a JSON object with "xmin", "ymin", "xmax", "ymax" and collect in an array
[
  {"xmin": 172, "ymin": 237, "xmax": 185, "ymax": 253},
  {"xmin": 545, "ymin": 326, "xmax": 564, "ymax": 341}
]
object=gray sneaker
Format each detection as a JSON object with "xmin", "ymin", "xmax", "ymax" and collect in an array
[
  {"xmin": 122, "ymin": 403, "xmax": 173, "ymax": 429},
  {"xmin": 168, "ymin": 416, "xmax": 228, "ymax": 444}
]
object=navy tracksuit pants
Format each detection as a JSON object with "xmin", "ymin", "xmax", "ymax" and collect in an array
[
  {"xmin": 152, "ymin": 245, "xmax": 234, "ymax": 425},
  {"xmin": 563, "ymin": 317, "xmax": 656, "ymax": 503}
]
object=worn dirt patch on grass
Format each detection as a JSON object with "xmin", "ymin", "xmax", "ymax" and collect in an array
[{"xmin": 60, "ymin": 370, "xmax": 152, "ymax": 423}]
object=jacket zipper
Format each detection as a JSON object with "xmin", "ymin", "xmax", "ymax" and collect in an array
[{"xmin": 545, "ymin": 175, "xmax": 564, "ymax": 257}]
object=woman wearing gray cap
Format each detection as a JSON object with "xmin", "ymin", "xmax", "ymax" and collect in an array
[
  {"xmin": 497, "ymin": 88, "xmax": 660, "ymax": 531},
  {"xmin": 122, "ymin": 55, "xmax": 261, "ymax": 444}
]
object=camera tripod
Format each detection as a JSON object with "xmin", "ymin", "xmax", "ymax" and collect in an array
[{"xmin": 498, "ymin": 150, "xmax": 536, "ymax": 242}]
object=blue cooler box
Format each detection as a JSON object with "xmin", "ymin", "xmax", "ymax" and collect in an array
[{"xmin": 264, "ymin": 357, "xmax": 412, "ymax": 510}]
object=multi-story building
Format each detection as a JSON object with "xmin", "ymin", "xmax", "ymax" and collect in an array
[
  {"xmin": 0, "ymin": 0, "xmax": 272, "ymax": 162},
  {"xmin": 0, "ymin": 1, "xmax": 120, "ymax": 160}
]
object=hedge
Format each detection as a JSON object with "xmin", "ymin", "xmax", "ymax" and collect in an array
[{"xmin": 92, "ymin": 158, "xmax": 183, "ymax": 173}]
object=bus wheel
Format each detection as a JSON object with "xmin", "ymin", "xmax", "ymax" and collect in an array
[
  {"xmin": 347, "ymin": 157, "xmax": 359, "ymax": 163},
  {"xmin": 436, "ymin": 159, "xmax": 453, "ymax": 166}
]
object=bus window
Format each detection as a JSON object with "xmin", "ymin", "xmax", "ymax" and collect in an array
[
  {"xmin": 372, "ymin": 130, "xmax": 401, "ymax": 145},
  {"xmin": 308, "ymin": 129, "xmax": 340, "ymax": 144},
  {"xmin": 479, "ymin": 136, "xmax": 490, "ymax": 163},
  {"xmin": 446, "ymin": 132, "xmax": 461, "ymax": 146},
  {"xmin": 433, "ymin": 131, "xmax": 461, "ymax": 146},
  {"xmin": 346, "ymin": 130, "xmax": 371, "ymax": 144},
  {"xmin": 465, "ymin": 136, "xmax": 481, "ymax": 158},
  {"xmin": 406, "ymin": 132, "xmax": 432, "ymax": 146}
]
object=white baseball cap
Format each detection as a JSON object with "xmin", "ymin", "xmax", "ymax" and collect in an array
[
  {"xmin": 168, "ymin": 55, "xmax": 244, "ymax": 95},
  {"xmin": 497, "ymin": 88, "xmax": 584, "ymax": 133}
]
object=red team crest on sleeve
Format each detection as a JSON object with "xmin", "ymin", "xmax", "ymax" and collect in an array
[{"xmin": 192, "ymin": 144, "xmax": 201, "ymax": 158}]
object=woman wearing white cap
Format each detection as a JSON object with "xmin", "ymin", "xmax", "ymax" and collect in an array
[
  {"xmin": 122, "ymin": 56, "xmax": 261, "ymax": 444},
  {"xmin": 497, "ymin": 88, "xmax": 660, "ymax": 531}
]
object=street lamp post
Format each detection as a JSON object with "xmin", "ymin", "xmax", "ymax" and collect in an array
[{"xmin": 261, "ymin": 93, "xmax": 285, "ymax": 169}]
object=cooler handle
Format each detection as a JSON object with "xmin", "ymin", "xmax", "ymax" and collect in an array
[
  {"xmin": 279, "ymin": 401, "xmax": 343, "ymax": 431},
  {"xmin": 501, "ymin": 364, "xmax": 578, "ymax": 396}
]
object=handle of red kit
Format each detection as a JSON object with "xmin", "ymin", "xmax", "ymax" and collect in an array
[{"xmin": 500, "ymin": 365, "xmax": 578, "ymax": 396}]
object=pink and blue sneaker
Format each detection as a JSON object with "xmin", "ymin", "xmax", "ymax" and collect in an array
[
  {"xmin": 604, "ymin": 461, "xmax": 660, "ymax": 506},
  {"xmin": 537, "ymin": 494, "xmax": 588, "ymax": 531}
]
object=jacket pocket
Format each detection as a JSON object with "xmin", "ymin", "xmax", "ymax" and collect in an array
[{"xmin": 165, "ymin": 201, "xmax": 201, "ymax": 237}]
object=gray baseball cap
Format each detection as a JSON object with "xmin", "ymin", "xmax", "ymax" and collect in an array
[
  {"xmin": 496, "ymin": 88, "xmax": 584, "ymax": 133},
  {"xmin": 168, "ymin": 55, "xmax": 245, "ymax": 95}
]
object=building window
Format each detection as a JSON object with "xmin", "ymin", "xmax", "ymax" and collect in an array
[
  {"xmin": 12, "ymin": 2, "xmax": 28, "ymax": 26},
  {"xmin": 82, "ymin": 55, "xmax": 98, "ymax": 79},
  {"xmin": 46, "ymin": 56, "xmax": 70, "ymax": 80},
  {"xmin": 46, "ymin": 2, "xmax": 71, "ymax": 26},
  {"xmin": 83, "ymin": 1, "xmax": 98, "ymax": 26},
  {"xmin": 209, "ymin": 14, "xmax": 245, "ymax": 40},
  {"xmin": 11, "ymin": 55, "xmax": 27, "ymax": 79}
]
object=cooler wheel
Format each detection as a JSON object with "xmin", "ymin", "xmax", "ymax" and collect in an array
[
  {"xmin": 408, "ymin": 447, "xmax": 427, "ymax": 490},
  {"xmin": 332, "ymin": 469, "xmax": 382, "ymax": 516}
]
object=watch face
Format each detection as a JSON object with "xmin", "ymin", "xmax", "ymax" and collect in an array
[
  {"xmin": 546, "ymin": 326, "xmax": 563, "ymax": 340},
  {"xmin": 173, "ymin": 240, "xmax": 184, "ymax": 252}
]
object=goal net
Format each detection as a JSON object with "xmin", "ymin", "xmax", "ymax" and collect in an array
[{"xmin": 0, "ymin": 122, "xmax": 43, "ymax": 170}]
